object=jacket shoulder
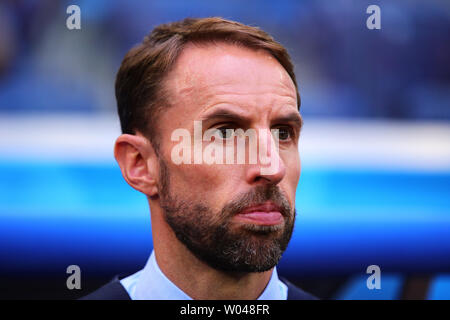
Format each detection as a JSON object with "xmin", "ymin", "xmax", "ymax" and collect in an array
[
  {"xmin": 280, "ymin": 276, "xmax": 319, "ymax": 300},
  {"xmin": 80, "ymin": 275, "xmax": 317, "ymax": 300},
  {"xmin": 80, "ymin": 276, "xmax": 131, "ymax": 300}
]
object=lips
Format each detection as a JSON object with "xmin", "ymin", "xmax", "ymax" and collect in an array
[{"xmin": 234, "ymin": 202, "xmax": 284, "ymax": 226}]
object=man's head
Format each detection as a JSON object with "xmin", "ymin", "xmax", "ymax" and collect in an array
[{"xmin": 114, "ymin": 17, "xmax": 302, "ymax": 273}]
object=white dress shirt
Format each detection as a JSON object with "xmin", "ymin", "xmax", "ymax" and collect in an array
[{"xmin": 120, "ymin": 250, "xmax": 288, "ymax": 300}]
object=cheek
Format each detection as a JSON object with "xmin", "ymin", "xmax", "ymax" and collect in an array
[
  {"xmin": 169, "ymin": 162, "xmax": 236, "ymax": 191},
  {"xmin": 167, "ymin": 163, "xmax": 242, "ymax": 212},
  {"xmin": 284, "ymin": 151, "xmax": 301, "ymax": 191}
]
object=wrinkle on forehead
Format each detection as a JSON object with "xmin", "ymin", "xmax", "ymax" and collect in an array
[{"xmin": 164, "ymin": 42, "xmax": 297, "ymax": 111}]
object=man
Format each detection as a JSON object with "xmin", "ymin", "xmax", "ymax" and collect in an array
[{"xmin": 83, "ymin": 17, "xmax": 316, "ymax": 300}]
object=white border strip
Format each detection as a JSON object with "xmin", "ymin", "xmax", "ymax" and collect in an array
[
  {"xmin": 0, "ymin": 115, "xmax": 449, "ymax": 170},
  {"xmin": 300, "ymin": 119, "xmax": 450, "ymax": 171}
]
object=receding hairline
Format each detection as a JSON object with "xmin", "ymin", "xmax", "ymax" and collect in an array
[
  {"xmin": 160, "ymin": 40, "xmax": 298, "ymax": 106},
  {"xmin": 149, "ymin": 40, "xmax": 299, "ymax": 136},
  {"xmin": 115, "ymin": 17, "xmax": 301, "ymax": 147}
]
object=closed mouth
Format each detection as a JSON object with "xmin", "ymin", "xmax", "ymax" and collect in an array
[{"xmin": 234, "ymin": 201, "xmax": 284, "ymax": 226}]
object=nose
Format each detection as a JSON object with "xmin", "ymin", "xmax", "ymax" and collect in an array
[{"xmin": 245, "ymin": 128, "xmax": 286, "ymax": 186}]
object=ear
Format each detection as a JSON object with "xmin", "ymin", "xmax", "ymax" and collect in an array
[{"xmin": 114, "ymin": 133, "xmax": 159, "ymax": 197}]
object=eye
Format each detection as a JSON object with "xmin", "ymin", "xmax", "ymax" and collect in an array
[
  {"xmin": 273, "ymin": 126, "xmax": 293, "ymax": 141},
  {"xmin": 215, "ymin": 126, "xmax": 235, "ymax": 139}
]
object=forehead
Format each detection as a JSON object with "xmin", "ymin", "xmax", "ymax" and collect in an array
[{"xmin": 164, "ymin": 42, "xmax": 297, "ymax": 111}]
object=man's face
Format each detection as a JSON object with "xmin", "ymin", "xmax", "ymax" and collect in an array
[{"xmin": 155, "ymin": 42, "xmax": 302, "ymax": 272}]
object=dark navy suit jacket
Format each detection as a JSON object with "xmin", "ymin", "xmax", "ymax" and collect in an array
[{"xmin": 81, "ymin": 275, "xmax": 317, "ymax": 300}]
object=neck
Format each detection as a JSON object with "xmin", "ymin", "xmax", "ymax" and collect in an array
[{"xmin": 150, "ymin": 203, "xmax": 273, "ymax": 300}]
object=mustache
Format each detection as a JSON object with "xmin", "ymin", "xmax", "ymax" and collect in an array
[{"xmin": 220, "ymin": 185, "xmax": 292, "ymax": 219}]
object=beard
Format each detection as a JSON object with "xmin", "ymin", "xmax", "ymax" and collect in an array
[{"xmin": 157, "ymin": 158, "xmax": 296, "ymax": 273}]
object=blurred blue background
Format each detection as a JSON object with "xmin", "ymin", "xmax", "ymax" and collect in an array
[{"xmin": 0, "ymin": 0, "xmax": 449, "ymax": 299}]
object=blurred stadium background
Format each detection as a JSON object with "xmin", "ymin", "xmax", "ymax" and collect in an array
[{"xmin": 0, "ymin": 0, "xmax": 449, "ymax": 299}]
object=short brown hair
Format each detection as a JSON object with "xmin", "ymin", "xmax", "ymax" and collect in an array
[{"xmin": 115, "ymin": 17, "xmax": 300, "ymax": 147}]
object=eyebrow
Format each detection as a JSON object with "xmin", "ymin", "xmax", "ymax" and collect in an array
[
  {"xmin": 272, "ymin": 111, "xmax": 303, "ymax": 130},
  {"xmin": 199, "ymin": 108, "xmax": 303, "ymax": 129},
  {"xmin": 199, "ymin": 108, "xmax": 250, "ymax": 123}
]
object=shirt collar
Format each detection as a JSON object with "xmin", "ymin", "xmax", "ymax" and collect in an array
[{"xmin": 121, "ymin": 250, "xmax": 287, "ymax": 300}]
